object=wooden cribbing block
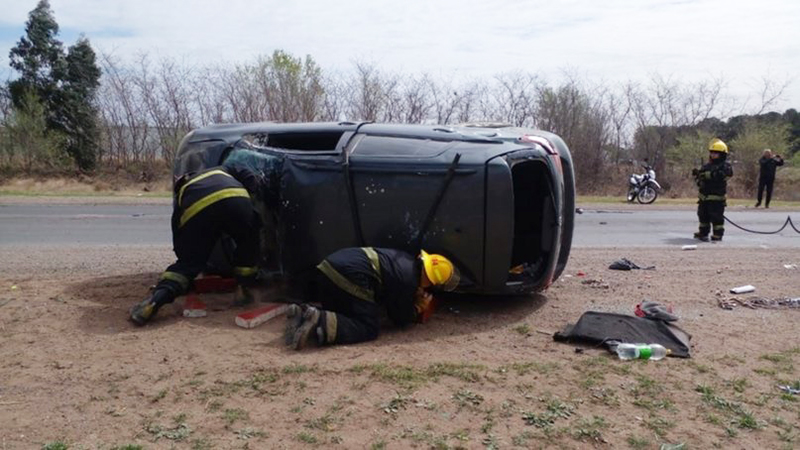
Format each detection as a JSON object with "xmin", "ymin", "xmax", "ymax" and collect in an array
[
  {"xmin": 235, "ymin": 303, "xmax": 289, "ymax": 329},
  {"xmin": 182, "ymin": 294, "xmax": 208, "ymax": 318}
]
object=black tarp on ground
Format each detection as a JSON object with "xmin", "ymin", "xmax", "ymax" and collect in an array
[{"xmin": 553, "ymin": 311, "xmax": 691, "ymax": 358}]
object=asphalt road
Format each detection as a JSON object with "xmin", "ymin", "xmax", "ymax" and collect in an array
[{"xmin": 1, "ymin": 203, "xmax": 799, "ymax": 248}]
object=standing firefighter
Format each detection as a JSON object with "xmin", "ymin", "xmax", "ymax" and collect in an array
[
  {"xmin": 130, "ymin": 165, "xmax": 265, "ymax": 325},
  {"xmin": 692, "ymin": 138, "xmax": 733, "ymax": 242},
  {"xmin": 285, "ymin": 247, "xmax": 461, "ymax": 350}
]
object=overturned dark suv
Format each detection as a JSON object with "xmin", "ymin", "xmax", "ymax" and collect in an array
[{"xmin": 173, "ymin": 122, "xmax": 575, "ymax": 295}]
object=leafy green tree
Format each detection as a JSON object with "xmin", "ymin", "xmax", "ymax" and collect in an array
[
  {"xmin": 0, "ymin": 91, "xmax": 67, "ymax": 171},
  {"xmin": 7, "ymin": 0, "xmax": 63, "ymax": 114},
  {"xmin": 730, "ymin": 120, "xmax": 790, "ymax": 191},
  {"xmin": 7, "ymin": 1, "xmax": 101, "ymax": 171},
  {"xmin": 56, "ymin": 36, "xmax": 101, "ymax": 170}
]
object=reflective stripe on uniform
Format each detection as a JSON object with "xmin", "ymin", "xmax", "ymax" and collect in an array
[
  {"xmin": 698, "ymin": 194, "xmax": 726, "ymax": 201},
  {"xmin": 713, "ymin": 224, "xmax": 725, "ymax": 230},
  {"xmin": 179, "ymin": 187, "xmax": 250, "ymax": 227},
  {"xmin": 234, "ymin": 266, "xmax": 258, "ymax": 278},
  {"xmin": 178, "ymin": 169, "xmax": 233, "ymax": 206},
  {"xmin": 361, "ymin": 247, "xmax": 382, "ymax": 286},
  {"xmin": 160, "ymin": 271, "xmax": 191, "ymax": 291},
  {"xmin": 325, "ymin": 312, "xmax": 337, "ymax": 344},
  {"xmin": 316, "ymin": 260, "xmax": 375, "ymax": 302}
]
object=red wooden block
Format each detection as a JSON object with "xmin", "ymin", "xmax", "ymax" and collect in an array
[
  {"xmin": 235, "ymin": 303, "xmax": 289, "ymax": 329},
  {"xmin": 183, "ymin": 294, "xmax": 207, "ymax": 318}
]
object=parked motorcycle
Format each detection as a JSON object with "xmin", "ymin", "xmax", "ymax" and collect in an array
[{"xmin": 626, "ymin": 164, "xmax": 661, "ymax": 204}]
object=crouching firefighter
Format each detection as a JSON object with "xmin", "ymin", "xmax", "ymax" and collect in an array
[
  {"xmin": 130, "ymin": 165, "xmax": 265, "ymax": 325},
  {"xmin": 692, "ymin": 138, "xmax": 733, "ymax": 242},
  {"xmin": 285, "ymin": 248, "xmax": 461, "ymax": 350}
]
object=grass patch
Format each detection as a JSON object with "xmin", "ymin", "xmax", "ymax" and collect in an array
[
  {"xmin": 572, "ymin": 416, "xmax": 608, "ymax": 443},
  {"xmin": 642, "ymin": 415, "xmax": 675, "ymax": 439},
  {"xmin": 452, "ymin": 389, "xmax": 484, "ymax": 410},
  {"xmin": 110, "ymin": 446, "xmax": 143, "ymax": 450},
  {"xmin": 695, "ymin": 384, "xmax": 764, "ymax": 430},
  {"xmin": 150, "ymin": 388, "xmax": 168, "ymax": 403},
  {"xmin": 498, "ymin": 361, "xmax": 558, "ymax": 376},
  {"xmin": 282, "ymin": 364, "xmax": 316, "ymax": 374},
  {"xmin": 350, "ymin": 362, "xmax": 484, "ymax": 387},
  {"xmin": 513, "ymin": 324, "xmax": 531, "ymax": 335},
  {"xmin": 234, "ymin": 428, "xmax": 267, "ymax": 440},
  {"xmin": 223, "ymin": 408, "xmax": 249, "ymax": 426},
  {"xmin": 522, "ymin": 398, "xmax": 575, "ymax": 429},
  {"xmin": 626, "ymin": 434, "xmax": 650, "ymax": 449},
  {"xmin": 42, "ymin": 443, "xmax": 69, "ymax": 450},
  {"xmin": 297, "ymin": 431, "xmax": 318, "ymax": 444}
]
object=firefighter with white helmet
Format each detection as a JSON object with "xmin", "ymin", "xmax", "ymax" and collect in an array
[
  {"xmin": 692, "ymin": 138, "xmax": 733, "ymax": 241},
  {"xmin": 285, "ymin": 247, "xmax": 461, "ymax": 350}
]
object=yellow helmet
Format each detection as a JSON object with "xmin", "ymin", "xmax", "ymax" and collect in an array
[
  {"xmin": 708, "ymin": 138, "xmax": 728, "ymax": 153},
  {"xmin": 420, "ymin": 250, "xmax": 460, "ymax": 291}
]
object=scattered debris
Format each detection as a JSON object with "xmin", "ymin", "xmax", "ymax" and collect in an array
[
  {"xmin": 0, "ymin": 299, "xmax": 14, "ymax": 308},
  {"xmin": 730, "ymin": 285, "xmax": 755, "ymax": 294},
  {"xmin": 660, "ymin": 444, "xmax": 686, "ymax": 450},
  {"xmin": 634, "ymin": 301, "xmax": 678, "ymax": 322},
  {"xmin": 608, "ymin": 258, "xmax": 655, "ymax": 271},
  {"xmin": 576, "ymin": 271, "xmax": 586, "ymax": 277},
  {"xmin": 718, "ymin": 296, "xmax": 800, "ymax": 310},
  {"xmin": 581, "ymin": 278, "xmax": 610, "ymax": 289},
  {"xmin": 784, "ymin": 264, "xmax": 797, "ymax": 270},
  {"xmin": 575, "ymin": 208, "xmax": 584, "ymax": 214},
  {"xmin": 778, "ymin": 385, "xmax": 800, "ymax": 395},
  {"xmin": 681, "ymin": 245, "xmax": 697, "ymax": 251},
  {"xmin": 10, "ymin": 285, "xmax": 18, "ymax": 291}
]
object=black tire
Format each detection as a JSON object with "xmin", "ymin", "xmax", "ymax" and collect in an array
[
  {"xmin": 626, "ymin": 189, "xmax": 636, "ymax": 202},
  {"xmin": 637, "ymin": 185, "xmax": 658, "ymax": 204}
]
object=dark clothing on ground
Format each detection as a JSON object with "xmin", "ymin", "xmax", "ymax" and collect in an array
[
  {"xmin": 312, "ymin": 247, "xmax": 422, "ymax": 345},
  {"xmin": 757, "ymin": 156, "xmax": 784, "ymax": 207},
  {"xmin": 156, "ymin": 166, "xmax": 261, "ymax": 301},
  {"xmin": 695, "ymin": 157, "xmax": 733, "ymax": 239}
]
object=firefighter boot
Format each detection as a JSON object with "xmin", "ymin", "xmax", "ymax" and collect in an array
[
  {"xmin": 289, "ymin": 306, "xmax": 322, "ymax": 350},
  {"xmin": 129, "ymin": 288, "xmax": 174, "ymax": 326},
  {"xmin": 693, "ymin": 232, "xmax": 709, "ymax": 242},
  {"xmin": 231, "ymin": 285, "xmax": 255, "ymax": 307}
]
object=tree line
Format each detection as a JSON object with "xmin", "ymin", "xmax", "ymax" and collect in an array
[{"xmin": 2, "ymin": 0, "xmax": 798, "ymax": 195}]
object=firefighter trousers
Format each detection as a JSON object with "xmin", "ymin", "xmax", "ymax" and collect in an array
[
  {"xmin": 697, "ymin": 200, "xmax": 725, "ymax": 238},
  {"xmin": 312, "ymin": 270, "xmax": 382, "ymax": 345},
  {"xmin": 157, "ymin": 197, "xmax": 260, "ymax": 301}
]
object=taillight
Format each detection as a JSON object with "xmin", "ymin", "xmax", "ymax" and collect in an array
[{"xmin": 519, "ymin": 135, "xmax": 562, "ymax": 174}]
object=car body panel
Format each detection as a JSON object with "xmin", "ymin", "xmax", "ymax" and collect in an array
[{"xmin": 174, "ymin": 122, "xmax": 575, "ymax": 295}]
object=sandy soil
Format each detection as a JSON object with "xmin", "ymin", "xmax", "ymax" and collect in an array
[{"xmin": 1, "ymin": 244, "xmax": 799, "ymax": 449}]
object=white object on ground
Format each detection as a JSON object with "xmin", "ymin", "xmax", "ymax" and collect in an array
[
  {"xmin": 681, "ymin": 245, "xmax": 697, "ymax": 251},
  {"xmin": 730, "ymin": 285, "xmax": 756, "ymax": 294}
]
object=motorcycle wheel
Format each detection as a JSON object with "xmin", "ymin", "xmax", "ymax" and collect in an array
[
  {"xmin": 626, "ymin": 189, "xmax": 636, "ymax": 202},
  {"xmin": 637, "ymin": 185, "xmax": 658, "ymax": 204}
]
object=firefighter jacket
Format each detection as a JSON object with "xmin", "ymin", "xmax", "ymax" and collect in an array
[
  {"xmin": 317, "ymin": 247, "xmax": 421, "ymax": 326},
  {"xmin": 171, "ymin": 165, "xmax": 260, "ymax": 233},
  {"xmin": 696, "ymin": 159, "xmax": 733, "ymax": 201}
]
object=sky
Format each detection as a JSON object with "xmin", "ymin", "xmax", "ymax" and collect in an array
[{"xmin": 1, "ymin": 0, "xmax": 798, "ymax": 113}]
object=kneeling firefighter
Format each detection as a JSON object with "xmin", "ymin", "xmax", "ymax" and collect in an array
[
  {"xmin": 285, "ymin": 247, "xmax": 461, "ymax": 350},
  {"xmin": 130, "ymin": 163, "xmax": 266, "ymax": 325},
  {"xmin": 692, "ymin": 138, "xmax": 733, "ymax": 242}
]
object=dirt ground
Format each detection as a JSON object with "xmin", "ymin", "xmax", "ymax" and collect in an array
[{"xmin": 1, "ymin": 242, "xmax": 799, "ymax": 449}]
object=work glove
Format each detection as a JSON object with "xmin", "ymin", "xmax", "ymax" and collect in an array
[{"xmin": 414, "ymin": 289, "xmax": 437, "ymax": 323}]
